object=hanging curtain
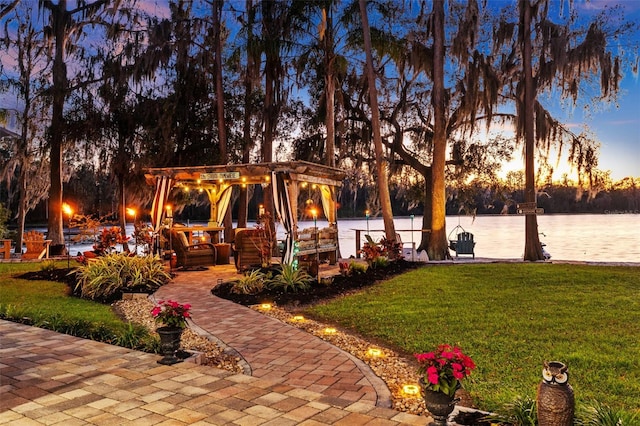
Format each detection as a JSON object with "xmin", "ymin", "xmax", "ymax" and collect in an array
[
  {"xmin": 216, "ymin": 184, "xmax": 233, "ymax": 226},
  {"xmin": 271, "ymin": 171, "xmax": 295, "ymax": 264},
  {"xmin": 151, "ymin": 176, "xmax": 174, "ymax": 232},
  {"xmin": 320, "ymin": 185, "xmax": 336, "ymax": 224}
]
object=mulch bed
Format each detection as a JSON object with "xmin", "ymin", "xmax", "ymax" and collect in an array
[
  {"xmin": 16, "ymin": 268, "xmax": 153, "ymax": 302},
  {"xmin": 17, "ymin": 268, "xmax": 78, "ymax": 287},
  {"xmin": 211, "ymin": 259, "xmax": 423, "ymax": 307}
]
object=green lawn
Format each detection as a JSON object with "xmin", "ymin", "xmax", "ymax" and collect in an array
[
  {"xmin": 0, "ymin": 261, "xmax": 125, "ymax": 328},
  {"xmin": 303, "ymin": 263, "xmax": 640, "ymax": 413}
]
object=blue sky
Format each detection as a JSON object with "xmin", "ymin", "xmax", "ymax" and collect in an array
[
  {"xmin": 556, "ymin": 0, "xmax": 640, "ymax": 180},
  {"xmin": 581, "ymin": 73, "xmax": 639, "ymax": 181}
]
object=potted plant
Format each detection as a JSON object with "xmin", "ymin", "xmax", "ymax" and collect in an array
[
  {"xmin": 151, "ymin": 300, "xmax": 191, "ymax": 365},
  {"xmin": 415, "ymin": 344, "xmax": 476, "ymax": 425}
]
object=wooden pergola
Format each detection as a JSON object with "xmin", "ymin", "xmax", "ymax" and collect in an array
[{"xmin": 145, "ymin": 161, "xmax": 346, "ymax": 264}]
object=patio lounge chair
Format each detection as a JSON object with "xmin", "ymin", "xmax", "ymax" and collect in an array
[
  {"xmin": 453, "ymin": 231, "xmax": 475, "ymax": 259},
  {"xmin": 232, "ymin": 228, "xmax": 270, "ymax": 272},
  {"xmin": 22, "ymin": 231, "xmax": 52, "ymax": 260},
  {"xmin": 171, "ymin": 229, "xmax": 217, "ymax": 269}
]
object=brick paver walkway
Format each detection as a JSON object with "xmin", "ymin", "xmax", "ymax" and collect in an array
[
  {"xmin": 0, "ymin": 320, "xmax": 430, "ymax": 425},
  {"xmin": 153, "ymin": 265, "xmax": 392, "ymax": 407}
]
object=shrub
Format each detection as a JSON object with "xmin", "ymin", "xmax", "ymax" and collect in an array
[
  {"xmin": 267, "ymin": 263, "xmax": 311, "ymax": 293},
  {"xmin": 0, "ymin": 303, "xmax": 27, "ymax": 321},
  {"xmin": 577, "ymin": 401, "xmax": 639, "ymax": 426},
  {"xmin": 361, "ymin": 234, "xmax": 402, "ymax": 264},
  {"xmin": 338, "ymin": 261, "xmax": 349, "ymax": 276},
  {"xmin": 112, "ymin": 323, "xmax": 154, "ymax": 351},
  {"xmin": 369, "ymin": 256, "xmax": 389, "ymax": 269},
  {"xmin": 40, "ymin": 260, "xmax": 57, "ymax": 272},
  {"xmin": 74, "ymin": 253, "xmax": 170, "ymax": 301},
  {"xmin": 380, "ymin": 236, "xmax": 403, "ymax": 260},
  {"xmin": 491, "ymin": 396, "xmax": 537, "ymax": 426},
  {"xmin": 348, "ymin": 261, "xmax": 368, "ymax": 275},
  {"xmin": 361, "ymin": 235, "xmax": 384, "ymax": 262},
  {"xmin": 231, "ymin": 269, "xmax": 266, "ymax": 294},
  {"xmin": 0, "ymin": 304, "xmax": 152, "ymax": 350}
]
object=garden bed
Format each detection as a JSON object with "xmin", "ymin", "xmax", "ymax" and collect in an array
[{"xmin": 212, "ymin": 259, "xmax": 422, "ymax": 306}]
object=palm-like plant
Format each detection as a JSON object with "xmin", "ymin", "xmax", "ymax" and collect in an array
[
  {"xmin": 231, "ymin": 269, "xmax": 266, "ymax": 295},
  {"xmin": 577, "ymin": 401, "xmax": 639, "ymax": 426},
  {"xmin": 267, "ymin": 263, "xmax": 312, "ymax": 293}
]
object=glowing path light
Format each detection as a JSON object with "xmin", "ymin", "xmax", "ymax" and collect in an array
[
  {"xmin": 402, "ymin": 384, "xmax": 420, "ymax": 396},
  {"xmin": 367, "ymin": 348, "xmax": 383, "ymax": 358}
]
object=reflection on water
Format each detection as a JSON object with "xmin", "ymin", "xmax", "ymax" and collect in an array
[
  {"xmin": 331, "ymin": 214, "xmax": 640, "ymax": 262},
  {"xmin": 37, "ymin": 213, "xmax": 640, "ymax": 263}
]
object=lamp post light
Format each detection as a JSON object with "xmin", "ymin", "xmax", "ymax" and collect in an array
[
  {"xmin": 62, "ymin": 203, "xmax": 73, "ymax": 268},
  {"xmin": 365, "ymin": 209, "xmax": 370, "ymax": 235},
  {"xmin": 311, "ymin": 208, "xmax": 319, "ymax": 283},
  {"xmin": 410, "ymin": 214, "xmax": 415, "ymax": 261},
  {"xmin": 127, "ymin": 208, "xmax": 137, "ymax": 255},
  {"xmin": 165, "ymin": 205, "xmax": 173, "ymax": 271}
]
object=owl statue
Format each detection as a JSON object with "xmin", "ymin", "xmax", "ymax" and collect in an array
[{"xmin": 537, "ymin": 361, "xmax": 575, "ymax": 426}]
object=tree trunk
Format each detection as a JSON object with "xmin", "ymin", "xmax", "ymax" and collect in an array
[
  {"xmin": 418, "ymin": 168, "xmax": 433, "ymax": 253},
  {"xmin": 117, "ymin": 173, "xmax": 130, "ymax": 253},
  {"xmin": 213, "ymin": 0, "xmax": 233, "ymax": 241},
  {"xmin": 427, "ymin": 0, "xmax": 450, "ymax": 260},
  {"xmin": 16, "ymin": 76, "xmax": 31, "ymax": 253},
  {"xmin": 238, "ymin": 0, "xmax": 256, "ymax": 229},
  {"xmin": 324, "ymin": 5, "xmax": 335, "ymax": 168},
  {"xmin": 261, "ymin": 0, "xmax": 276, "ymax": 233},
  {"xmin": 520, "ymin": 0, "xmax": 544, "ymax": 261},
  {"xmin": 358, "ymin": 0, "xmax": 395, "ymax": 243},
  {"xmin": 325, "ymin": 68, "xmax": 335, "ymax": 167},
  {"xmin": 214, "ymin": 0, "xmax": 227, "ymax": 165},
  {"xmin": 16, "ymin": 176, "xmax": 27, "ymax": 255},
  {"xmin": 47, "ymin": 6, "xmax": 67, "ymax": 247}
]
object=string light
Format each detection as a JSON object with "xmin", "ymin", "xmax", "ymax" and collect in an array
[{"xmin": 323, "ymin": 327, "xmax": 337, "ymax": 334}]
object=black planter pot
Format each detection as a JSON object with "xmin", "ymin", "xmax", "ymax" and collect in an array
[
  {"xmin": 419, "ymin": 378, "xmax": 459, "ymax": 426},
  {"xmin": 156, "ymin": 326, "xmax": 184, "ymax": 365}
]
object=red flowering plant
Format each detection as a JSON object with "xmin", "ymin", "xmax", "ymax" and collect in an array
[
  {"xmin": 415, "ymin": 344, "xmax": 476, "ymax": 397},
  {"xmin": 151, "ymin": 300, "xmax": 192, "ymax": 329},
  {"xmin": 94, "ymin": 226, "xmax": 130, "ymax": 255}
]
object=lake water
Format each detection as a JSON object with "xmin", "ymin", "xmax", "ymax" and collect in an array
[
  {"xmin": 59, "ymin": 213, "xmax": 638, "ymax": 263},
  {"xmin": 328, "ymin": 214, "xmax": 640, "ymax": 263}
]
